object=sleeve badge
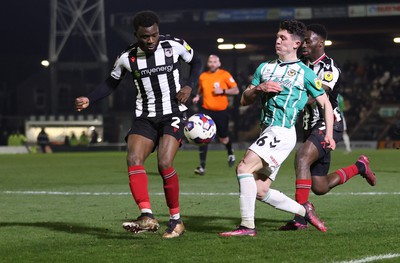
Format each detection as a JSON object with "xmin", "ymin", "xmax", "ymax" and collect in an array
[
  {"xmin": 315, "ymin": 79, "xmax": 322, "ymax": 89},
  {"xmin": 324, "ymin": 72, "xmax": 333, "ymax": 82}
]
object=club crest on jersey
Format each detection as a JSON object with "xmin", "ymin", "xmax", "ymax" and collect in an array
[
  {"xmin": 324, "ymin": 72, "xmax": 333, "ymax": 82},
  {"xmin": 287, "ymin": 69, "xmax": 297, "ymax": 77},
  {"xmin": 164, "ymin": 48, "xmax": 173, "ymax": 57},
  {"xmin": 315, "ymin": 79, "xmax": 322, "ymax": 89}
]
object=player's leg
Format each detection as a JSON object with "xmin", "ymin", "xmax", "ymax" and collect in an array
[
  {"xmin": 256, "ymin": 170, "xmax": 326, "ymax": 232},
  {"xmin": 215, "ymin": 110, "xmax": 235, "ymax": 167},
  {"xmin": 342, "ymin": 116, "xmax": 352, "ymax": 153},
  {"xmin": 157, "ymin": 113, "xmax": 186, "ymax": 238},
  {"xmin": 219, "ymin": 149, "xmax": 262, "ymax": 237},
  {"xmin": 123, "ymin": 124, "xmax": 159, "ymax": 233},
  {"xmin": 295, "ymin": 139, "xmax": 320, "ymax": 204},
  {"xmin": 194, "ymin": 144, "xmax": 207, "ymax": 175},
  {"xmin": 256, "ymin": 172, "xmax": 306, "ymax": 215},
  {"xmin": 194, "ymin": 109, "xmax": 210, "ymax": 175},
  {"xmin": 320, "ymin": 155, "xmax": 376, "ymax": 190},
  {"xmin": 279, "ymin": 129, "xmax": 324, "ymax": 230}
]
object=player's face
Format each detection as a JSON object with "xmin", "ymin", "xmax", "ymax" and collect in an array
[
  {"xmin": 302, "ymin": 31, "xmax": 323, "ymax": 61},
  {"xmin": 207, "ymin": 56, "xmax": 220, "ymax": 72},
  {"xmin": 275, "ymin": 29, "xmax": 300, "ymax": 59},
  {"xmin": 135, "ymin": 23, "xmax": 160, "ymax": 53}
]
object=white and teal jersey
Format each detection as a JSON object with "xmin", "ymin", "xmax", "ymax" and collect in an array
[{"xmin": 251, "ymin": 59, "xmax": 324, "ymax": 128}]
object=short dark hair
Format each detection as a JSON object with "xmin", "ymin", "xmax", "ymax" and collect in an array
[
  {"xmin": 280, "ymin": 20, "xmax": 306, "ymax": 41},
  {"xmin": 307, "ymin": 24, "xmax": 328, "ymax": 40},
  {"xmin": 133, "ymin": 10, "xmax": 160, "ymax": 31}
]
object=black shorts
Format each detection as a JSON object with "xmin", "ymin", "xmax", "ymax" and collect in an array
[
  {"xmin": 125, "ymin": 111, "xmax": 186, "ymax": 148},
  {"xmin": 307, "ymin": 125, "xmax": 343, "ymax": 176},
  {"xmin": 200, "ymin": 107, "xmax": 230, "ymax": 138}
]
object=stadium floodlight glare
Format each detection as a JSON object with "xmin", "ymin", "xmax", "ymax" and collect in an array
[
  {"xmin": 41, "ymin": 60, "xmax": 50, "ymax": 67},
  {"xmin": 218, "ymin": 44, "xmax": 234, "ymax": 50},
  {"xmin": 394, "ymin": 37, "xmax": 400, "ymax": 43},
  {"xmin": 217, "ymin": 38, "xmax": 224, "ymax": 43},
  {"xmin": 325, "ymin": 40, "xmax": 332, "ymax": 46},
  {"xmin": 234, "ymin": 43, "xmax": 246, "ymax": 49}
]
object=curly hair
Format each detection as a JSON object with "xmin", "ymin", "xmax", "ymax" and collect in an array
[
  {"xmin": 133, "ymin": 10, "xmax": 160, "ymax": 31},
  {"xmin": 307, "ymin": 24, "xmax": 328, "ymax": 40},
  {"xmin": 279, "ymin": 20, "xmax": 306, "ymax": 41}
]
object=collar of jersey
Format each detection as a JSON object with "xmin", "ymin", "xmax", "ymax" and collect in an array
[
  {"xmin": 311, "ymin": 53, "xmax": 327, "ymax": 66},
  {"xmin": 277, "ymin": 59, "xmax": 301, "ymax": 66}
]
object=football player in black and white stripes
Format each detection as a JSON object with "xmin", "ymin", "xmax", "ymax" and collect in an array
[{"xmin": 75, "ymin": 10, "xmax": 202, "ymax": 238}]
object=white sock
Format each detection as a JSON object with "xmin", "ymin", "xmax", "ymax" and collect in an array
[
  {"xmin": 170, "ymin": 213, "xmax": 180, "ymax": 220},
  {"xmin": 261, "ymin": 189, "xmax": 306, "ymax": 216},
  {"xmin": 343, "ymin": 133, "xmax": 352, "ymax": 152},
  {"xmin": 141, "ymin": 208, "xmax": 153, "ymax": 214},
  {"xmin": 238, "ymin": 174, "xmax": 257, "ymax": 229}
]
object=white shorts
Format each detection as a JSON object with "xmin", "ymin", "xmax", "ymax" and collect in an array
[{"xmin": 249, "ymin": 125, "xmax": 296, "ymax": 181}]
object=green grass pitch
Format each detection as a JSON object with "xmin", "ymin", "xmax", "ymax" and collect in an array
[{"xmin": 0, "ymin": 149, "xmax": 399, "ymax": 262}]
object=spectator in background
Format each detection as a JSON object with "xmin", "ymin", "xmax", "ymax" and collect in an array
[
  {"xmin": 64, "ymin": 135, "xmax": 70, "ymax": 146},
  {"xmin": 7, "ymin": 130, "xmax": 27, "ymax": 146},
  {"xmin": 90, "ymin": 129, "xmax": 99, "ymax": 144},
  {"xmin": 69, "ymin": 132, "xmax": 79, "ymax": 146},
  {"xmin": 79, "ymin": 131, "xmax": 90, "ymax": 146},
  {"xmin": 37, "ymin": 127, "xmax": 52, "ymax": 153},
  {"xmin": 337, "ymin": 94, "xmax": 352, "ymax": 153}
]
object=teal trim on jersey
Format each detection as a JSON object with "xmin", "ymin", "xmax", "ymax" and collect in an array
[
  {"xmin": 251, "ymin": 59, "xmax": 325, "ymax": 128},
  {"xmin": 237, "ymin": 174, "xmax": 254, "ymax": 180}
]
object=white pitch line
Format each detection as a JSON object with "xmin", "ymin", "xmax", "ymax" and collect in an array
[
  {"xmin": 1, "ymin": 191, "xmax": 400, "ymax": 196},
  {"xmin": 334, "ymin": 253, "xmax": 400, "ymax": 263}
]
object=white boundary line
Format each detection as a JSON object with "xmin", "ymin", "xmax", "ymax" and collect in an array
[
  {"xmin": 334, "ymin": 253, "xmax": 400, "ymax": 263},
  {"xmin": 1, "ymin": 191, "xmax": 400, "ymax": 196}
]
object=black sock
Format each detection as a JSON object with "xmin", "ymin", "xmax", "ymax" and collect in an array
[
  {"xmin": 294, "ymin": 214, "xmax": 307, "ymax": 225},
  {"xmin": 225, "ymin": 140, "xmax": 234, "ymax": 155},
  {"xmin": 141, "ymin": 212, "xmax": 154, "ymax": 218},
  {"xmin": 199, "ymin": 145, "xmax": 208, "ymax": 168},
  {"xmin": 355, "ymin": 161, "xmax": 365, "ymax": 174}
]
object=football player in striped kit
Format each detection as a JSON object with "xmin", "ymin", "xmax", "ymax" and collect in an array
[{"xmin": 75, "ymin": 10, "xmax": 202, "ymax": 238}]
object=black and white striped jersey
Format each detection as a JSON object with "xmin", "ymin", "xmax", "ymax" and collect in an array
[
  {"xmin": 302, "ymin": 54, "xmax": 344, "ymax": 131},
  {"xmin": 111, "ymin": 35, "xmax": 194, "ymax": 118}
]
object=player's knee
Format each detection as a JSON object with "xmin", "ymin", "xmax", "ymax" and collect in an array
[
  {"xmin": 295, "ymin": 153, "xmax": 311, "ymax": 170},
  {"xmin": 157, "ymin": 159, "xmax": 172, "ymax": 172},
  {"xmin": 126, "ymin": 152, "xmax": 143, "ymax": 166},
  {"xmin": 236, "ymin": 161, "xmax": 248, "ymax": 175},
  {"xmin": 311, "ymin": 185, "xmax": 329, "ymax": 195},
  {"xmin": 219, "ymin": 137, "xmax": 229, "ymax": 144},
  {"xmin": 256, "ymin": 189, "xmax": 268, "ymax": 200}
]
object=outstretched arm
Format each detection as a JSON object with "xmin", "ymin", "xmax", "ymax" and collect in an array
[
  {"xmin": 75, "ymin": 76, "xmax": 121, "ymax": 111},
  {"xmin": 315, "ymin": 93, "xmax": 336, "ymax": 150},
  {"xmin": 241, "ymin": 81, "xmax": 282, "ymax": 106}
]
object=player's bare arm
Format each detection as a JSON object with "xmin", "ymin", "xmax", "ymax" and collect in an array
[
  {"xmin": 307, "ymin": 83, "xmax": 330, "ymax": 104},
  {"xmin": 256, "ymin": 81, "xmax": 283, "ymax": 93},
  {"xmin": 192, "ymin": 86, "xmax": 203, "ymax": 104},
  {"xmin": 176, "ymin": 85, "xmax": 192, "ymax": 104},
  {"xmin": 241, "ymin": 85, "xmax": 260, "ymax": 106},
  {"xmin": 242, "ymin": 81, "xmax": 283, "ymax": 106},
  {"xmin": 75, "ymin": 97, "xmax": 89, "ymax": 112},
  {"xmin": 315, "ymin": 93, "xmax": 336, "ymax": 150}
]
